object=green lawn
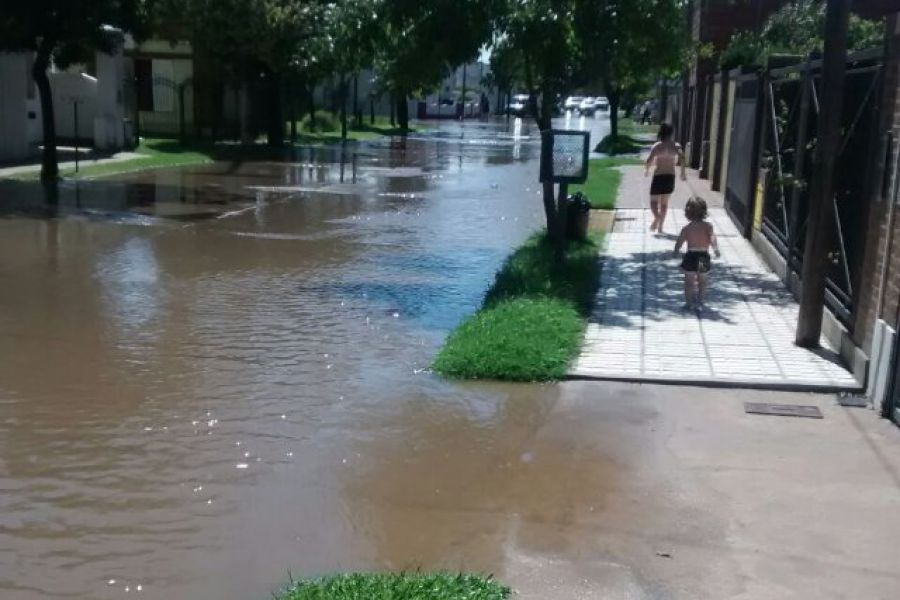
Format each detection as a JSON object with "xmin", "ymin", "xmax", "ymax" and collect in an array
[
  {"xmin": 433, "ymin": 232, "xmax": 601, "ymax": 382},
  {"xmin": 6, "ymin": 118, "xmax": 420, "ymax": 181},
  {"xmin": 618, "ymin": 116, "xmax": 658, "ymax": 137},
  {"xmin": 6, "ymin": 138, "xmax": 218, "ymax": 181},
  {"xmin": 289, "ymin": 114, "xmax": 422, "ymax": 143},
  {"xmin": 276, "ymin": 573, "xmax": 510, "ymax": 600},
  {"xmin": 570, "ymin": 157, "xmax": 642, "ymax": 209},
  {"xmin": 594, "ymin": 117, "xmax": 657, "ymax": 156}
]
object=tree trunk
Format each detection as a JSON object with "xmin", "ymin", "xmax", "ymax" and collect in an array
[
  {"xmin": 608, "ymin": 91, "xmax": 620, "ymax": 140},
  {"xmin": 506, "ymin": 87, "xmax": 511, "ymax": 123},
  {"xmin": 289, "ymin": 80, "xmax": 297, "ymax": 143},
  {"xmin": 33, "ymin": 38, "xmax": 58, "ymax": 182},
  {"xmin": 539, "ymin": 86, "xmax": 553, "ymax": 131},
  {"xmin": 266, "ymin": 71, "xmax": 284, "ymax": 147},
  {"xmin": 396, "ymin": 92, "xmax": 408, "ymax": 132},
  {"xmin": 495, "ymin": 87, "xmax": 501, "ymax": 117},
  {"xmin": 370, "ymin": 96, "xmax": 375, "ymax": 124},
  {"xmin": 390, "ymin": 93, "xmax": 396, "ymax": 126},
  {"xmin": 539, "ymin": 84, "xmax": 557, "ymax": 235},
  {"xmin": 340, "ymin": 79, "xmax": 349, "ymax": 141},
  {"xmin": 308, "ymin": 85, "xmax": 316, "ymax": 133},
  {"xmin": 353, "ymin": 76, "xmax": 360, "ymax": 127}
]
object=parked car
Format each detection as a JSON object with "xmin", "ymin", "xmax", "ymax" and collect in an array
[
  {"xmin": 579, "ymin": 97, "xmax": 598, "ymax": 115},
  {"xmin": 595, "ymin": 97, "xmax": 610, "ymax": 112},
  {"xmin": 507, "ymin": 94, "xmax": 531, "ymax": 116},
  {"xmin": 564, "ymin": 96, "xmax": 584, "ymax": 112}
]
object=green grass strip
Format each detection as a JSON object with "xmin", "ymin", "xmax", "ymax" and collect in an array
[
  {"xmin": 433, "ymin": 233, "xmax": 601, "ymax": 382},
  {"xmin": 571, "ymin": 157, "xmax": 641, "ymax": 209},
  {"xmin": 8, "ymin": 119, "xmax": 422, "ymax": 181},
  {"xmin": 618, "ymin": 116, "xmax": 658, "ymax": 137},
  {"xmin": 276, "ymin": 572, "xmax": 510, "ymax": 600}
]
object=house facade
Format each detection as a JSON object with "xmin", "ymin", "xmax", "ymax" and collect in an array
[{"xmin": 0, "ymin": 35, "xmax": 129, "ymax": 164}]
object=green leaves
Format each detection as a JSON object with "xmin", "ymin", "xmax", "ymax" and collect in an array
[{"xmin": 721, "ymin": 0, "xmax": 885, "ymax": 69}]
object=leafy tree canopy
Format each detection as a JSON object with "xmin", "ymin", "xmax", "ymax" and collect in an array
[
  {"xmin": 721, "ymin": 0, "xmax": 885, "ymax": 70},
  {"xmin": 575, "ymin": 0, "xmax": 687, "ymax": 137}
]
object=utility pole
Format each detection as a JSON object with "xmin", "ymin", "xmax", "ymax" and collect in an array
[{"xmin": 795, "ymin": 0, "xmax": 850, "ymax": 347}]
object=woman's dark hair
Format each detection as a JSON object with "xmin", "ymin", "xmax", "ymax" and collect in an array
[
  {"xmin": 658, "ymin": 123, "xmax": 674, "ymax": 141},
  {"xmin": 685, "ymin": 197, "xmax": 708, "ymax": 222}
]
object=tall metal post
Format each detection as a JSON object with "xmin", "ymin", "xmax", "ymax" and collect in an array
[
  {"xmin": 73, "ymin": 100, "xmax": 80, "ymax": 174},
  {"xmin": 796, "ymin": 0, "xmax": 850, "ymax": 347}
]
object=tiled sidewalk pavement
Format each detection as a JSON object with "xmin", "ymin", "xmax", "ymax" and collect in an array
[{"xmin": 571, "ymin": 207, "xmax": 860, "ymax": 390}]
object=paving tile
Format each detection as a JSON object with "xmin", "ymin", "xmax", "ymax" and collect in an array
[{"xmin": 572, "ymin": 188, "xmax": 859, "ymax": 390}]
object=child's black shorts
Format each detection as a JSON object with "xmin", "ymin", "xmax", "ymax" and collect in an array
[{"xmin": 681, "ymin": 250, "xmax": 711, "ymax": 273}]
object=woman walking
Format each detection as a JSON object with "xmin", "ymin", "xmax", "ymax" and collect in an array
[{"xmin": 644, "ymin": 123, "xmax": 686, "ymax": 234}]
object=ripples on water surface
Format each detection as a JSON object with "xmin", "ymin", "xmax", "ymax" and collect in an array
[{"xmin": 0, "ymin": 117, "xmax": 610, "ymax": 599}]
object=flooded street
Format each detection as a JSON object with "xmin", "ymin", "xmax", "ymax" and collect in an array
[{"xmin": 0, "ymin": 116, "xmax": 612, "ymax": 599}]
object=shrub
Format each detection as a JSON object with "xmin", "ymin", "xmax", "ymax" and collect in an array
[{"xmin": 299, "ymin": 111, "xmax": 338, "ymax": 133}]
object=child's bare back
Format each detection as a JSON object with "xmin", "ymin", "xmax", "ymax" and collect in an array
[
  {"xmin": 673, "ymin": 198, "xmax": 720, "ymax": 310},
  {"xmin": 679, "ymin": 221, "xmax": 714, "ymax": 251}
]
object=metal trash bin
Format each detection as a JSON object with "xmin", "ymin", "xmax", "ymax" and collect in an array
[{"xmin": 567, "ymin": 192, "xmax": 591, "ymax": 240}]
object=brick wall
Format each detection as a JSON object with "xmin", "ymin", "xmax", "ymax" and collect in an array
[{"xmin": 853, "ymin": 13, "xmax": 900, "ymax": 354}]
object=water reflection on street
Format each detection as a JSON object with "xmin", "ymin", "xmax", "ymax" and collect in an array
[{"xmin": 0, "ymin": 116, "xmax": 610, "ymax": 599}]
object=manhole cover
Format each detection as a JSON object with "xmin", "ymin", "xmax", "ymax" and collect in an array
[{"xmin": 744, "ymin": 402, "xmax": 823, "ymax": 419}]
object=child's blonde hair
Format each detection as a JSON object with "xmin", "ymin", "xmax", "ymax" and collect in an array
[{"xmin": 685, "ymin": 197, "xmax": 708, "ymax": 222}]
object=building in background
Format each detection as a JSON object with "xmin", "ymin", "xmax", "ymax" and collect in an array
[{"xmin": 0, "ymin": 30, "xmax": 128, "ymax": 163}]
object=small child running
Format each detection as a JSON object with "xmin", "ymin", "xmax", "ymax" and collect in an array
[{"xmin": 674, "ymin": 198, "xmax": 720, "ymax": 311}]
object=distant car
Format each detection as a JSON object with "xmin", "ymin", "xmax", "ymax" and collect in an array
[
  {"xmin": 579, "ymin": 97, "xmax": 598, "ymax": 115},
  {"xmin": 595, "ymin": 97, "xmax": 610, "ymax": 112},
  {"xmin": 564, "ymin": 96, "xmax": 584, "ymax": 112},
  {"xmin": 507, "ymin": 94, "xmax": 531, "ymax": 116}
]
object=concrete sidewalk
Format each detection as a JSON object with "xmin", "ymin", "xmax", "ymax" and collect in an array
[
  {"xmin": 503, "ymin": 380, "xmax": 900, "ymax": 599},
  {"xmin": 571, "ymin": 167, "xmax": 859, "ymax": 390}
]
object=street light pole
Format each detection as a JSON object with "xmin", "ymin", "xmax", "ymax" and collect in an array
[{"xmin": 795, "ymin": 0, "xmax": 850, "ymax": 347}]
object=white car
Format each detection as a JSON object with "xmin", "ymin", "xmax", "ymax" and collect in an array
[
  {"xmin": 579, "ymin": 97, "xmax": 598, "ymax": 115},
  {"xmin": 507, "ymin": 94, "xmax": 530, "ymax": 116},
  {"xmin": 595, "ymin": 97, "xmax": 610, "ymax": 112},
  {"xmin": 564, "ymin": 96, "xmax": 584, "ymax": 112}
]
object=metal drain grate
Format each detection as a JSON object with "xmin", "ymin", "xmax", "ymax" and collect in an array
[
  {"xmin": 836, "ymin": 393, "xmax": 869, "ymax": 408},
  {"xmin": 744, "ymin": 403, "xmax": 823, "ymax": 419}
]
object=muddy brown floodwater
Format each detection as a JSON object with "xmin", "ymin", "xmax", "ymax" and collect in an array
[{"xmin": 0, "ymin": 118, "xmax": 614, "ymax": 599}]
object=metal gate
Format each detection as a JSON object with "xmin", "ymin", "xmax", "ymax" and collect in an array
[
  {"xmin": 724, "ymin": 71, "xmax": 762, "ymax": 235},
  {"xmin": 759, "ymin": 49, "xmax": 884, "ymax": 324}
]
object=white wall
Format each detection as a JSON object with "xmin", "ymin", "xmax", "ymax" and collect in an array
[
  {"xmin": 0, "ymin": 53, "xmax": 32, "ymax": 162},
  {"xmin": 50, "ymin": 72, "xmax": 98, "ymax": 141},
  {"xmin": 94, "ymin": 45, "xmax": 127, "ymax": 149}
]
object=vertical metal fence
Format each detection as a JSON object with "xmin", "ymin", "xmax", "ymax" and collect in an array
[{"xmin": 759, "ymin": 49, "xmax": 884, "ymax": 321}]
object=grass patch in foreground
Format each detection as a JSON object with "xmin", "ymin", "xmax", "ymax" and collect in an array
[
  {"xmin": 276, "ymin": 572, "xmax": 510, "ymax": 600},
  {"xmin": 433, "ymin": 233, "xmax": 601, "ymax": 381},
  {"xmin": 571, "ymin": 157, "xmax": 642, "ymax": 209}
]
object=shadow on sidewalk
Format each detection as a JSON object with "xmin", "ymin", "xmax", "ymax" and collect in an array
[{"xmin": 592, "ymin": 250, "xmax": 797, "ymax": 329}]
